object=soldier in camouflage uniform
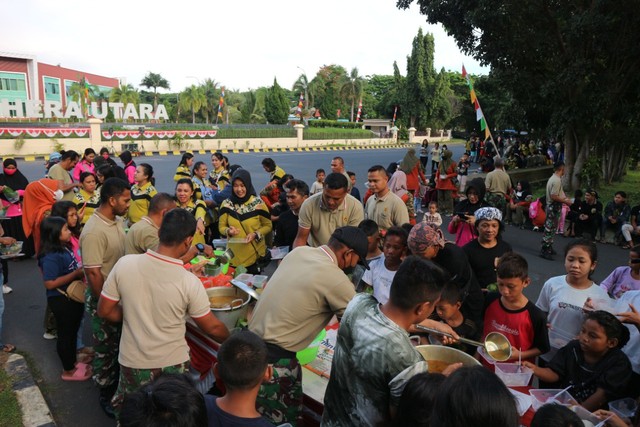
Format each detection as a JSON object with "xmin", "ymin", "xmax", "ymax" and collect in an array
[
  {"xmin": 540, "ymin": 162, "xmax": 572, "ymax": 260},
  {"xmin": 256, "ymin": 357, "xmax": 303, "ymax": 425},
  {"xmin": 97, "ymin": 208, "xmax": 229, "ymax": 420},
  {"xmin": 80, "ymin": 178, "xmax": 131, "ymax": 418}
]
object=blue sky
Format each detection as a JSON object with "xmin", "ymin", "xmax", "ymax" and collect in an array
[{"xmin": 2, "ymin": 0, "xmax": 488, "ymax": 92}]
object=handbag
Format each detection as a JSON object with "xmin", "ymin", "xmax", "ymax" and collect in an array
[{"xmin": 57, "ymin": 280, "xmax": 87, "ymax": 303}]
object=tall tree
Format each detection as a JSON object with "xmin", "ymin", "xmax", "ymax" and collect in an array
[
  {"xmin": 311, "ymin": 65, "xmax": 349, "ymax": 120},
  {"xmin": 293, "ymin": 74, "xmax": 311, "ymax": 109},
  {"xmin": 264, "ymin": 78, "xmax": 289, "ymax": 124},
  {"xmin": 68, "ymin": 77, "xmax": 100, "ymax": 117},
  {"xmin": 340, "ymin": 67, "xmax": 365, "ymax": 122},
  {"xmin": 404, "ymin": 28, "xmax": 438, "ymax": 129},
  {"xmin": 140, "ymin": 72, "xmax": 170, "ymax": 111},
  {"xmin": 179, "ymin": 85, "xmax": 206, "ymax": 124},
  {"xmin": 199, "ymin": 78, "xmax": 219, "ymax": 124},
  {"xmin": 397, "ymin": 0, "xmax": 640, "ymax": 187}
]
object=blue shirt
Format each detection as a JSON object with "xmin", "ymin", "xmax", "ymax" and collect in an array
[{"xmin": 38, "ymin": 249, "xmax": 79, "ymax": 298}]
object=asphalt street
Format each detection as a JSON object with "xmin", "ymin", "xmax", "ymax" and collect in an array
[{"xmin": 3, "ymin": 146, "xmax": 629, "ymax": 426}]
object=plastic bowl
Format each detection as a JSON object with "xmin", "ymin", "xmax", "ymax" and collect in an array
[
  {"xmin": 296, "ymin": 329, "xmax": 327, "ymax": 365},
  {"xmin": 529, "ymin": 389, "xmax": 563, "ymax": 411},
  {"xmin": 609, "ymin": 398, "xmax": 638, "ymax": 421},
  {"xmin": 0, "ymin": 241, "xmax": 22, "ymax": 255},
  {"xmin": 252, "ymin": 275, "xmax": 268, "ymax": 289},
  {"xmin": 494, "ymin": 362, "xmax": 533, "ymax": 387},
  {"xmin": 213, "ymin": 250, "xmax": 230, "ymax": 274}
]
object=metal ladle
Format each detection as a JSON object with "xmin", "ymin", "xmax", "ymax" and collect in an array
[{"xmin": 415, "ymin": 325, "xmax": 512, "ymax": 362}]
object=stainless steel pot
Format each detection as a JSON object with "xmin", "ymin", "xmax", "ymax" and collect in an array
[
  {"xmin": 415, "ymin": 345, "xmax": 481, "ymax": 373},
  {"xmin": 206, "ymin": 286, "xmax": 251, "ymax": 330}
]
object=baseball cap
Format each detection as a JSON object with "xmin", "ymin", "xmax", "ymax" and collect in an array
[{"xmin": 331, "ymin": 226, "xmax": 370, "ymax": 270}]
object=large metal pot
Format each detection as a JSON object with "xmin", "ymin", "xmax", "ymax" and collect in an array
[
  {"xmin": 206, "ymin": 287, "xmax": 251, "ymax": 330},
  {"xmin": 415, "ymin": 345, "xmax": 481, "ymax": 373}
]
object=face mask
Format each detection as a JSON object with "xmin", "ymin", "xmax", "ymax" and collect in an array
[
  {"xmin": 3, "ymin": 168, "xmax": 16, "ymax": 175},
  {"xmin": 54, "ymin": 190, "xmax": 64, "ymax": 201}
]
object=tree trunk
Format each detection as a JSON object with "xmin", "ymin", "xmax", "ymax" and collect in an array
[
  {"xmin": 192, "ymin": 108, "xmax": 195, "ymax": 124},
  {"xmin": 564, "ymin": 123, "xmax": 590, "ymax": 191},
  {"xmin": 350, "ymin": 99, "xmax": 355, "ymax": 122},
  {"xmin": 153, "ymin": 89, "xmax": 158, "ymax": 112},
  {"xmin": 601, "ymin": 143, "xmax": 629, "ymax": 184}
]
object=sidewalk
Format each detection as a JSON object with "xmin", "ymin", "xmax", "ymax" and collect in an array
[{"xmin": 3, "ymin": 353, "xmax": 55, "ymax": 427}]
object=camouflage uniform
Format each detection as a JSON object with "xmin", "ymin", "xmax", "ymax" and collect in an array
[
  {"xmin": 542, "ymin": 202, "xmax": 562, "ymax": 251},
  {"xmin": 86, "ymin": 290, "xmax": 122, "ymax": 390},
  {"xmin": 111, "ymin": 360, "xmax": 190, "ymax": 419},
  {"xmin": 486, "ymin": 193, "xmax": 507, "ymax": 217},
  {"xmin": 256, "ymin": 357, "xmax": 303, "ymax": 426}
]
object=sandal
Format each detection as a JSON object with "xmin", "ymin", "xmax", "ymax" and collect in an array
[
  {"xmin": 2, "ymin": 343, "xmax": 16, "ymax": 353},
  {"xmin": 76, "ymin": 352, "xmax": 94, "ymax": 364},
  {"xmin": 62, "ymin": 363, "xmax": 92, "ymax": 382},
  {"xmin": 622, "ymin": 243, "xmax": 632, "ymax": 249}
]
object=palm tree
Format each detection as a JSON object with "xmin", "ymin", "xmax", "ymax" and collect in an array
[
  {"xmin": 340, "ymin": 67, "xmax": 365, "ymax": 122},
  {"xmin": 293, "ymin": 73, "xmax": 310, "ymax": 109},
  {"xmin": 200, "ymin": 78, "xmax": 219, "ymax": 124},
  {"xmin": 180, "ymin": 85, "xmax": 206, "ymax": 124},
  {"xmin": 140, "ymin": 72, "xmax": 170, "ymax": 111},
  {"xmin": 109, "ymin": 84, "xmax": 140, "ymax": 120},
  {"xmin": 68, "ymin": 77, "xmax": 99, "ymax": 117}
]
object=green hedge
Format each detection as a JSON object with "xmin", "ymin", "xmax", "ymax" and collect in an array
[
  {"xmin": 303, "ymin": 127, "xmax": 375, "ymax": 140},
  {"xmin": 307, "ymin": 120, "xmax": 363, "ymax": 129}
]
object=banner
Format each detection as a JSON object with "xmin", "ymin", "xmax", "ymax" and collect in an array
[{"xmin": 463, "ymin": 64, "xmax": 495, "ymax": 145}]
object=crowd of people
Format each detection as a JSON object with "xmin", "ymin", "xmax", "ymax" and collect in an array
[{"xmin": 0, "ymin": 140, "xmax": 639, "ymax": 427}]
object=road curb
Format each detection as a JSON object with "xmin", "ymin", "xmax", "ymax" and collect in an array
[
  {"xmin": 11, "ymin": 143, "xmax": 415, "ymax": 162},
  {"xmin": 4, "ymin": 353, "xmax": 56, "ymax": 427}
]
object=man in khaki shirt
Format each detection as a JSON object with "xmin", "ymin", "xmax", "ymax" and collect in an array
[
  {"xmin": 330, "ymin": 156, "xmax": 352, "ymax": 191},
  {"xmin": 485, "ymin": 157, "xmax": 512, "ymax": 216},
  {"xmin": 98, "ymin": 208, "xmax": 229, "ymax": 416},
  {"xmin": 294, "ymin": 173, "xmax": 364, "ymax": 248},
  {"xmin": 250, "ymin": 226, "xmax": 369, "ymax": 425},
  {"xmin": 365, "ymin": 164, "xmax": 409, "ymax": 230},
  {"xmin": 80, "ymin": 178, "xmax": 130, "ymax": 418}
]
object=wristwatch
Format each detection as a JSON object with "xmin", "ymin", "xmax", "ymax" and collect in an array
[{"xmin": 195, "ymin": 243, "xmax": 205, "ymax": 253}]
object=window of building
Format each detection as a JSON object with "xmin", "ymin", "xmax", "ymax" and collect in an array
[{"xmin": 0, "ymin": 78, "xmax": 26, "ymax": 92}]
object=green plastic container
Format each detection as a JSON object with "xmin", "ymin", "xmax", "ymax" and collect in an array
[
  {"xmin": 214, "ymin": 250, "xmax": 230, "ymax": 274},
  {"xmin": 296, "ymin": 329, "xmax": 327, "ymax": 365}
]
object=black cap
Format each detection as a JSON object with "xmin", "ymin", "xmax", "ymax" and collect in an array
[{"xmin": 331, "ymin": 226, "xmax": 370, "ymax": 270}]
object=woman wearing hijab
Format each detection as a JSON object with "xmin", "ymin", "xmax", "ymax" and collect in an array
[
  {"xmin": 400, "ymin": 148, "xmax": 427, "ymax": 215},
  {"xmin": 22, "ymin": 178, "xmax": 63, "ymax": 255},
  {"xmin": 388, "ymin": 164, "xmax": 416, "ymax": 225},
  {"xmin": 0, "ymin": 159, "xmax": 33, "ymax": 258},
  {"xmin": 219, "ymin": 169, "xmax": 272, "ymax": 274},
  {"xmin": 435, "ymin": 150, "xmax": 458, "ymax": 215}
]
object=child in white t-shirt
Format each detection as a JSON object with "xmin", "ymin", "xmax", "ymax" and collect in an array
[
  {"xmin": 422, "ymin": 202, "xmax": 442, "ymax": 229},
  {"xmin": 599, "ymin": 244, "xmax": 640, "ymax": 299},
  {"xmin": 309, "ymin": 168, "xmax": 325, "ymax": 195},
  {"xmin": 536, "ymin": 239, "xmax": 609, "ymax": 362},
  {"xmin": 360, "ymin": 227, "xmax": 408, "ymax": 304}
]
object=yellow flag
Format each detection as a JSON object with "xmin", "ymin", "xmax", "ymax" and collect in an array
[{"xmin": 470, "ymin": 89, "xmax": 477, "ymax": 104}]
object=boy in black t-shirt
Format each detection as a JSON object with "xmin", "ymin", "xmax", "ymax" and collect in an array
[
  {"xmin": 434, "ymin": 283, "xmax": 480, "ymax": 355},
  {"xmin": 206, "ymin": 331, "xmax": 274, "ymax": 427}
]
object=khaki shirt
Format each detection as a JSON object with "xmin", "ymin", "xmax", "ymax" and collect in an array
[
  {"xmin": 101, "ymin": 250, "xmax": 210, "ymax": 369},
  {"xmin": 485, "ymin": 169, "xmax": 512, "ymax": 197},
  {"xmin": 125, "ymin": 217, "xmax": 159, "ymax": 255},
  {"xmin": 249, "ymin": 245, "xmax": 355, "ymax": 352},
  {"xmin": 546, "ymin": 173, "xmax": 565, "ymax": 206},
  {"xmin": 365, "ymin": 190, "xmax": 410, "ymax": 230},
  {"xmin": 80, "ymin": 210, "xmax": 126, "ymax": 281},
  {"xmin": 298, "ymin": 192, "xmax": 364, "ymax": 247},
  {"xmin": 47, "ymin": 164, "xmax": 75, "ymax": 201}
]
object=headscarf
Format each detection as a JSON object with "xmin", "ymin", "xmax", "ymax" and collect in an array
[
  {"xmin": 22, "ymin": 179, "xmax": 59, "ymax": 254},
  {"xmin": 0, "ymin": 158, "xmax": 29, "ymax": 192},
  {"xmin": 474, "ymin": 207, "xmax": 503, "ymax": 223},
  {"xmin": 408, "ymin": 223, "xmax": 445, "ymax": 255},
  {"xmin": 388, "ymin": 170, "xmax": 408, "ymax": 198},
  {"xmin": 399, "ymin": 148, "xmax": 419, "ymax": 173},
  {"xmin": 229, "ymin": 169, "xmax": 256, "ymax": 205},
  {"xmin": 438, "ymin": 150, "xmax": 454, "ymax": 174}
]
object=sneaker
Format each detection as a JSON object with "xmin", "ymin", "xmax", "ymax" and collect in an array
[
  {"xmin": 43, "ymin": 332, "xmax": 57, "ymax": 340},
  {"xmin": 2, "ymin": 285, "xmax": 12, "ymax": 294},
  {"xmin": 99, "ymin": 395, "xmax": 116, "ymax": 419}
]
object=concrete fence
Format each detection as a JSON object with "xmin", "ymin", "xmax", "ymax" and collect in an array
[{"xmin": 0, "ymin": 120, "xmax": 405, "ymax": 157}]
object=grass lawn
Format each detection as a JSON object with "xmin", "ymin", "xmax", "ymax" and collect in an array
[
  {"xmin": 0, "ymin": 354, "xmax": 22, "ymax": 427},
  {"xmin": 596, "ymin": 169, "xmax": 640, "ymax": 205}
]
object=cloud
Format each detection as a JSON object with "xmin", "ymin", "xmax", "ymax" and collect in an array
[{"xmin": 2, "ymin": 0, "xmax": 488, "ymax": 93}]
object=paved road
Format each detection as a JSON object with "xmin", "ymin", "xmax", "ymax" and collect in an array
[{"xmin": 3, "ymin": 146, "xmax": 628, "ymax": 426}]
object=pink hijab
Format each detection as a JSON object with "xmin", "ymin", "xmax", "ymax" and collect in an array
[{"xmin": 387, "ymin": 170, "xmax": 408, "ymax": 198}]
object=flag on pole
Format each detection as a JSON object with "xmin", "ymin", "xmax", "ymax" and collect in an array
[
  {"xmin": 463, "ymin": 64, "xmax": 494, "ymax": 143},
  {"xmin": 217, "ymin": 87, "xmax": 225, "ymax": 119},
  {"xmin": 392, "ymin": 105, "xmax": 398, "ymax": 125},
  {"xmin": 355, "ymin": 98, "xmax": 362, "ymax": 122},
  {"xmin": 296, "ymin": 93, "xmax": 304, "ymax": 117}
]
